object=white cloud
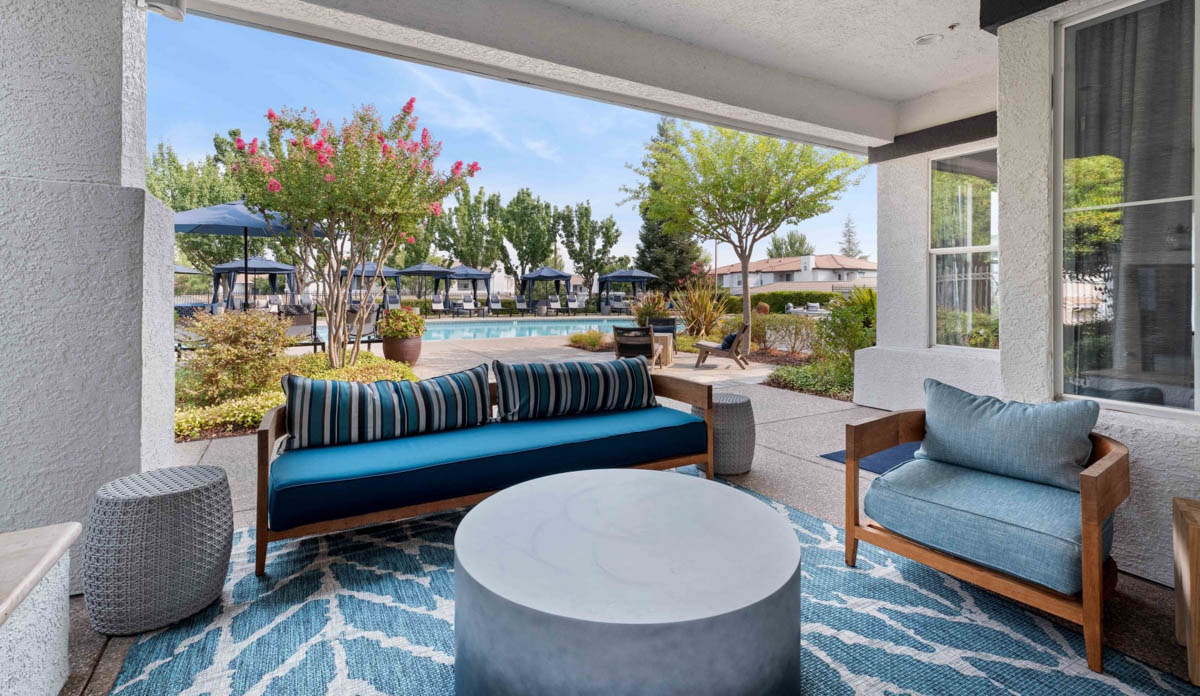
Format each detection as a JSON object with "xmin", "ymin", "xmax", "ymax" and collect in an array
[
  {"xmin": 404, "ymin": 65, "xmax": 517, "ymax": 152},
  {"xmin": 522, "ymin": 138, "xmax": 562, "ymax": 163}
]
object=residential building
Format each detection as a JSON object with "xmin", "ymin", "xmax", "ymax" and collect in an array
[{"xmin": 712, "ymin": 254, "xmax": 877, "ymax": 294}]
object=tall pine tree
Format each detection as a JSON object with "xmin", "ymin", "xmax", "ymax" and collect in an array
[
  {"xmin": 633, "ymin": 118, "xmax": 703, "ymax": 290},
  {"xmin": 839, "ymin": 215, "xmax": 868, "ymax": 259}
]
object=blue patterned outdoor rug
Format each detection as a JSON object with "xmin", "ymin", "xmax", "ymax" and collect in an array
[{"xmin": 110, "ymin": 467, "xmax": 1198, "ymax": 695}]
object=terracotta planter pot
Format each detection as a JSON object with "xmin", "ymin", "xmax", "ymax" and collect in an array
[{"xmin": 382, "ymin": 336, "xmax": 422, "ymax": 365}]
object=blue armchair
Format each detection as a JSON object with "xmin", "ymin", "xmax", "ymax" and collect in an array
[{"xmin": 844, "ymin": 380, "xmax": 1129, "ymax": 673}]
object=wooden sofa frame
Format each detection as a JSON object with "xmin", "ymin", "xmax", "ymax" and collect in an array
[
  {"xmin": 844, "ymin": 409, "xmax": 1129, "ymax": 673},
  {"xmin": 256, "ymin": 373, "xmax": 714, "ymax": 576}
]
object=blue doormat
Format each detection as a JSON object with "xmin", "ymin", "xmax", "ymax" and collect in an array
[
  {"xmin": 108, "ymin": 467, "xmax": 1198, "ymax": 696},
  {"xmin": 821, "ymin": 441, "xmax": 921, "ymax": 475}
]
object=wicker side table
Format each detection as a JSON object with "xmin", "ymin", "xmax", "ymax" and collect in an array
[
  {"xmin": 84, "ymin": 466, "xmax": 232, "ymax": 635},
  {"xmin": 693, "ymin": 393, "xmax": 755, "ymax": 475}
]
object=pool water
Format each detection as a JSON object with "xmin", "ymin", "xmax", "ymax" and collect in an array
[{"xmin": 318, "ymin": 317, "xmax": 640, "ymax": 342}]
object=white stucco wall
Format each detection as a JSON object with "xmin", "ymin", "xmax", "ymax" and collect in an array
[
  {"xmin": 855, "ymin": 139, "xmax": 1003, "ymax": 410},
  {"xmin": 0, "ymin": 1, "xmax": 173, "ymax": 591},
  {"xmin": 995, "ymin": 0, "xmax": 1200, "ymax": 587}
]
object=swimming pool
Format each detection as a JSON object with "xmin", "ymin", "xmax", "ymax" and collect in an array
[{"xmin": 319, "ymin": 317, "xmax": 641, "ymax": 342}]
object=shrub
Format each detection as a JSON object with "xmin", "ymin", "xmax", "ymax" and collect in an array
[
  {"xmin": 765, "ymin": 361, "xmax": 854, "ymax": 400},
  {"xmin": 814, "ymin": 304, "xmax": 876, "ymax": 364},
  {"xmin": 754, "ymin": 314, "xmax": 818, "ymax": 353},
  {"xmin": 724, "ymin": 290, "xmax": 840, "ymax": 314},
  {"xmin": 175, "ymin": 391, "xmax": 287, "ymax": 440},
  {"xmin": 634, "ymin": 291, "xmax": 671, "ymax": 327},
  {"xmin": 672, "ymin": 276, "xmax": 728, "ymax": 337},
  {"xmin": 935, "ymin": 309, "xmax": 999, "ymax": 349},
  {"xmin": 835, "ymin": 287, "xmax": 877, "ymax": 327},
  {"xmin": 377, "ymin": 308, "xmax": 426, "ymax": 339},
  {"xmin": 568, "ymin": 330, "xmax": 611, "ymax": 351},
  {"xmin": 755, "ymin": 301, "xmax": 770, "ymax": 315},
  {"xmin": 179, "ymin": 310, "xmax": 294, "ymax": 406}
]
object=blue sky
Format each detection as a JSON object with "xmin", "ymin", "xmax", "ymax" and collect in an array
[{"xmin": 148, "ymin": 14, "xmax": 876, "ymax": 265}]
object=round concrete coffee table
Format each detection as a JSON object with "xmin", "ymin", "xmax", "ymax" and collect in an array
[{"xmin": 454, "ymin": 469, "xmax": 802, "ymax": 695}]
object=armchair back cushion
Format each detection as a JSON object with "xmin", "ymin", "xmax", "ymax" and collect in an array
[
  {"xmin": 281, "ymin": 363, "xmax": 490, "ymax": 451},
  {"xmin": 916, "ymin": 379, "xmax": 1099, "ymax": 491},
  {"xmin": 493, "ymin": 356, "xmax": 656, "ymax": 422}
]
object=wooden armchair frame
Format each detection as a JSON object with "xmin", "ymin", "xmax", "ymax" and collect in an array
[
  {"xmin": 694, "ymin": 322, "xmax": 749, "ymax": 369},
  {"xmin": 255, "ymin": 374, "xmax": 713, "ymax": 576},
  {"xmin": 844, "ymin": 409, "xmax": 1129, "ymax": 673}
]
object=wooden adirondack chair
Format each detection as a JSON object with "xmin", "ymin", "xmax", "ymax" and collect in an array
[{"xmin": 694, "ymin": 323, "xmax": 749, "ymax": 369}]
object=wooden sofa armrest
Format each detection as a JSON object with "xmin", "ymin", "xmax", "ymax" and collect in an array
[
  {"xmin": 845, "ymin": 409, "xmax": 926, "ymax": 467},
  {"xmin": 651, "ymin": 374, "xmax": 714, "ymax": 480},
  {"xmin": 1079, "ymin": 433, "xmax": 1130, "ymax": 526},
  {"xmin": 255, "ymin": 405, "xmax": 287, "ymax": 574}
]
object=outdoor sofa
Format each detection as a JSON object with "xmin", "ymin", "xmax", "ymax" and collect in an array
[{"xmin": 255, "ymin": 357, "xmax": 714, "ymax": 575}]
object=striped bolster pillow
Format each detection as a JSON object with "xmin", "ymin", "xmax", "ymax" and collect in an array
[
  {"xmin": 280, "ymin": 363, "xmax": 490, "ymax": 451},
  {"xmin": 492, "ymin": 356, "xmax": 656, "ymax": 422}
]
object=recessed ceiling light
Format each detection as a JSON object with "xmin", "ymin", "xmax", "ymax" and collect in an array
[{"xmin": 914, "ymin": 33, "xmax": 944, "ymax": 47}]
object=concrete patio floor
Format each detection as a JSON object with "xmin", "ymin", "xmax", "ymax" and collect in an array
[{"xmin": 62, "ymin": 338, "xmax": 1191, "ymax": 694}]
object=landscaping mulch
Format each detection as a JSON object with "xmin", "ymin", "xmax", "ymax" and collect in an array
[
  {"xmin": 746, "ymin": 349, "xmax": 811, "ymax": 367},
  {"xmin": 762, "ymin": 374, "xmax": 853, "ymax": 402}
]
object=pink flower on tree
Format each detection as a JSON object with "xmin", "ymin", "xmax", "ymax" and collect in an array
[
  {"xmin": 467, "ymin": 161, "xmax": 481, "ymax": 176},
  {"xmin": 317, "ymin": 152, "xmax": 330, "ymax": 167},
  {"xmin": 266, "ymin": 108, "xmax": 278, "ymax": 121},
  {"xmin": 248, "ymin": 137, "xmax": 258, "ymax": 155},
  {"xmin": 313, "ymin": 118, "xmax": 321, "ymax": 129},
  {"xmin": 429, "ymin": 201, "xmax": 442, "ymax": 217},
  {"xmin": 267, "ymin": 178, "xmax": 282, "ymax": 192},
  {"xmin": 420, "ymin": 128, "xmax": 431, "ymax": 148},
  {"xmin": 320, "ymin": 128, "xmax": 331, "ymax": 139},
  {"xmin": 402, "ymin": 97, "xmax": 415, "ymax": 115},
  {"xmin": 451, "ymin": 160, "xmax": 463, "ymax": 177},
  {"xmin": 235, "ymin": 137, "xmax": 246, "ymax": 151},
  {"xmin": 406, "ymin": 235, "xmax": 416, "ymax": 244},
  {"xmin": 260, "ymin": 159, "xmax": 274, "ymax": 174},
  {"xmin": 303, "ymin": 136, "xmax": 312, "ymax": 149},
  {"xmin": 324, "ymin": 173, "xmax": 336, "ymax": 182}
]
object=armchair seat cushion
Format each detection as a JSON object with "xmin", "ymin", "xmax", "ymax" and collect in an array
[
  {"xmin": 863, "ymin": 458, "xmax": 1113, "ymax": 595},
  {"xmin": 268, "ymin": 406, "xmax": 705, "ymax": 531}
]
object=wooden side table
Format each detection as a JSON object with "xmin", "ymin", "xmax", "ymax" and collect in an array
[
  {"xmin": 1174, "ymin": 497, "xmax": 1200, "ymax": 685},
  {"xmin": 651, "ymin": 333, "xmax": 675, "ymax": 367}
]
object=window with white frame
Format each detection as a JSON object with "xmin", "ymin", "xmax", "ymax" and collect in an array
[
  {"xmin": 930, "ymin": 149, "xmax": 1000, "ymax": 349},
  {"xmin": 1058, "ymin": 0, "xmax": 1195, "ymax": 412}
]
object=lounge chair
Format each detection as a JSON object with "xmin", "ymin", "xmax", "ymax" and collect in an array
[
  {"xmin": 431, "ymin": 295, "xmax": 447, "ymax": 317},
  {"xmin": 610, "ymin": 299, "xmax": 629, "ymax": 315},
  {"xmin": 488, "ymin": 294, "xmax": 504, "ymax": 316},
  {"xmin": 649, "ymin": 317, "xmax": 679, "ymax": 353},
  {"xmin": 566, "ymin": 294, "xmax": 583, "ymax": 315},
  {"xmin": 347, "ymin": 306, "xmax": 379, "ymax": 344},
  {"xmin": 514, "ymin": 296, "xmax": 529, "ymax": 316},
  {"xmin": 281, "ymin": 306, "xmax": 323, "ymax": 353},
  {"xmin": 694, "ymin": 322, "xmax": 749, "ymax": 369},
  {"xmin": 459, "ymin": 296, "xmax": 479, "ymax": 317},
  {"xmin": 613, "ymin": 325, "xmax": 663, "ymax": 367},
  {"xmin": 385, "ymin": 293, "xmax": 403, "ymax": 311},
  {"xmin": 546, "ymin": 295, "xmax": 562, "ymax": 315}
]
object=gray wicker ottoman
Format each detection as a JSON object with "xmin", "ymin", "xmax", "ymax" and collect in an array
[
  {"xmin": 84, "ymin": 466, "xmax": 233, "ymax": 635},
  {"xmin": 693, "ymin": 393, "xmax": 756, "ymax": 475}
]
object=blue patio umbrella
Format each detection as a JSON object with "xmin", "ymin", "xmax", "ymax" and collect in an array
[
  {"xmin": 341, "ymin": 262, "xmax": 403, "ymax": 295},
  {"xmin": 175, "ymin": 200, "xmax": 301, "ymax": 310},
  {"xmin": 598, "ymin": 268, "xmax": 659, "ymax": 302},
  {"xmin": 397, "ymin": 262, "xmax": 454, "ymax": 299},
  {"xmin": 449, "ymin": 265, "xmax": 492, "ymax": 300}
]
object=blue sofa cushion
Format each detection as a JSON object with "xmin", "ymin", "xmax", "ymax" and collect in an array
[
  {"xmin": 492, "ymin": 356, "xmax": 656, "ymax": 422},
  {"xmin": 863, "ymin": 458, "xmax": 1113, "ymax": 595},
  {"xmin": 268, "ymin": 406, "xmax": 705, "ymax": 531},
  {"xmin": 281, "ymin": 364, "xmax": 490, "ymax": 451},
  {"xmin": 916, "ymin": 379, "xmax": 1099, "ymax": 491}
]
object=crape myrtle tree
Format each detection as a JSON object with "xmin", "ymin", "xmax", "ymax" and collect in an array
[
  {"xmin": 629, "ymin": 125, "xmax": 864, "ymax": 354},
  {"xmin": 557, "ymin": 201, "xmax": 621, "ymax": 296},
  {"xmin": 498, "ymin": 188, "xmax": 557, "ymax": 282},
  {"xmin": 428, "ymin": 182, "xmax": 507, "ymax": 271},
  {"xmin": 227, "ymin": 102, "xmax": 479, "ymax": 368}
]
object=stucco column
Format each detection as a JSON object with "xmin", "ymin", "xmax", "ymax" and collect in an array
[{"xmin": 0, "ymin": 0, "xmax": 173, "ymax": 591}]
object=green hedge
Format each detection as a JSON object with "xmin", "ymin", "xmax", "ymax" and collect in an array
[{"xmin": 724, "ymin": 291, "xmax": 840, "ymax": 314}]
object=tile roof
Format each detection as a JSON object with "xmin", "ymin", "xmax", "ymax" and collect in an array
[{"xmin": 711, "ymin": 254, "xmax": 875, "ymax": 275}]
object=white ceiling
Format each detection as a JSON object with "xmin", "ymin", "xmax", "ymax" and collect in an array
[{"xmin": 541, "ymin": 0, "xmax": 998, "ymax": 103}]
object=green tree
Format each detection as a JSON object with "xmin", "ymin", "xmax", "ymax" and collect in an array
[
  {"xmin": 1062, "ymin": 155, "xmax": 1124, "ymax": 280},
  {"xmin": 227, "ymin": 104, "xmax": 477, "ymax": 367},
  {"xmin": 145, "ymin": 142, "xmax": 263, "ymax": 273},
  {"xmin": 839, "ymin": 216, "xmax": 867, "ymax": 259},
  {"xmin": 498, "ymin": 188, "xmax": 557, "ymax": 280},
  {"xmin": 632, "ymin": 118, "xmax": 703, "ymax": 290},
  {"xmin": 557, "ymin": 201, "xmax": 621, "ymax": 294},
  {"xmin": 766, "ymin": 230, "xmax": 815, "ymax": 258},
  {"xmin": 428, "ymin": 183, "xmax": 506, "ymax": 271},
  {"xmin": 628, "ymin": 126, "xmax": 865, "ymax": 350}
]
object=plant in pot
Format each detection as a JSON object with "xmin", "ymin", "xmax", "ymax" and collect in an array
[{"xmin": 377, "ymin": 307, "xmax": 427, "ymax": 365}]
